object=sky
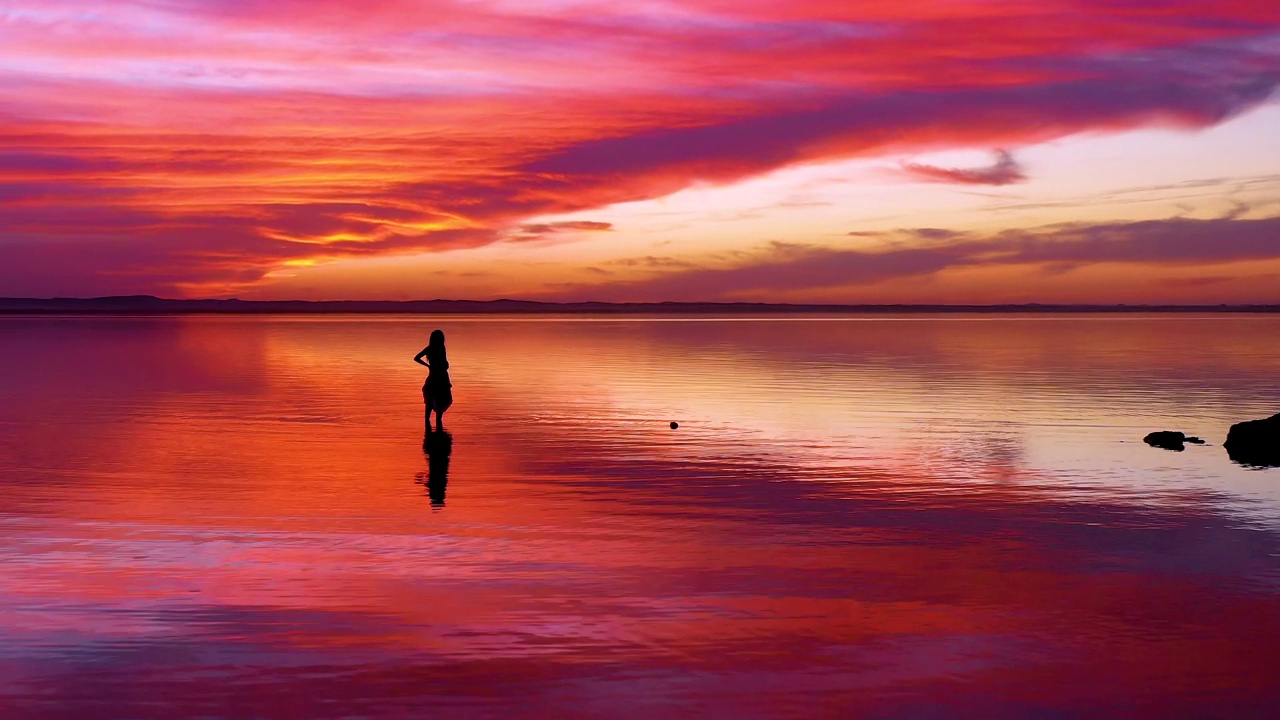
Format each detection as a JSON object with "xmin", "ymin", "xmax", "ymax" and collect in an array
[{"xmin": 1, "ymin": 0, "xmax": 1279, "ymax": 304}]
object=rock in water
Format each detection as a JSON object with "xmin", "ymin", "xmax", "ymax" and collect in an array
[
  {"xmin": 1144, "ymin": 431, "xmax": 1189, "ymax": 451},
  {"xmin": 670, "ymin": 421, "xmax": 679, "ymax": 430},
  {"xmin": 1225, "ymin": 413, "xmax": 1280, "ymax": 467}
]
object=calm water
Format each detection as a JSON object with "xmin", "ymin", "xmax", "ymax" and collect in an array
[{"xmin": 2, "ymin": 314, "xmax": 1279, "ymax": 718}]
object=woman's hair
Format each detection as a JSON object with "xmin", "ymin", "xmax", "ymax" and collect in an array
[{"xmin": 429, "ymin": 329, "xmax": 445, "ymax": 347}]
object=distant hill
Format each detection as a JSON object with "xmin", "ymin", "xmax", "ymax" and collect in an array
[{"xmin": 1, "ymin": 296, "xmax": 1277, "ymax": 314}]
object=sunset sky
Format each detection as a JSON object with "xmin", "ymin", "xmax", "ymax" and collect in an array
[{"xmin": 2, "ymin": 0, "xmax": 1279, "ymax": 303}]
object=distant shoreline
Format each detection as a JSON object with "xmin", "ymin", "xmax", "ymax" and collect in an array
[{"xmin": 1, "ymin": 296, "xmax": 1278, "ymax": 315}]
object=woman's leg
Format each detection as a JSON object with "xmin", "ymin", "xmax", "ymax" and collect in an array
[{"xmin": 434, "ymin": 407, "xmax": 445, "ymax": 431}]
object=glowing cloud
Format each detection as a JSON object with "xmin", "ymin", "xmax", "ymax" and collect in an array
[{"xmin": 1, "ymin": 0, "xmax": 1279, "ymax": 299}]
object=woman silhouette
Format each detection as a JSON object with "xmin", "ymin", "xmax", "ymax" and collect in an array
[{"xmin": 414, "ymin": 329, "xmax": 453, "ymax": 430}]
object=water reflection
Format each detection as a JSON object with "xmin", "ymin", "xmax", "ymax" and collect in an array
[
  {"xmin": 417, "ymin": 429, "xmax": 452, "ymax": 506},
  {"xmin": 1, "ymin": 314, "xmax": 1279, "ymax": 718}
]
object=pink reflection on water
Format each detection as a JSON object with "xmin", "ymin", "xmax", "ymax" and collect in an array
[{"xmin": 1, "ymin": 315, "xmax": 1279, "ymax": 717}]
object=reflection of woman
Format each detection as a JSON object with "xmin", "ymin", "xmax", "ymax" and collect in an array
[
  {"xmin": 424, "ymin": 430, "xmax": 452, "ymax": 507},
  {"xmin": 414, "ymin": 329, "xmax": 453, "ymax": 430}
]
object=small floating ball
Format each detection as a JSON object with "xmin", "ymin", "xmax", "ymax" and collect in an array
[{"xmin": 670, "ymin": 421, "xmax": 679, "ymax": 429}]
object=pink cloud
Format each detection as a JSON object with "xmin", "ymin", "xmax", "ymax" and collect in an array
[
  {"xmin": 901, "ymin": 150, "xmax": 1027, "ymax": 186},
  {"xmin": 1, "ymin": 0, "xmax": 1279, "ymax": 296}
]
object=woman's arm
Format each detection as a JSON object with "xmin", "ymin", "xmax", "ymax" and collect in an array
[{"xmin": 413, "ymin": 347, "xmax": 431, "ymax": 367}]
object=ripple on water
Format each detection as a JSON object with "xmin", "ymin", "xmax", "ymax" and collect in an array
[{"xmin": 1, "ymin": 314, "xmax": 1279, "ymax": 716}]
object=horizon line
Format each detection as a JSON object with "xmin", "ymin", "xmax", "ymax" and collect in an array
[{"xmin": 1, "ymin": 295, "xmax": 1278, "ymax": 314}]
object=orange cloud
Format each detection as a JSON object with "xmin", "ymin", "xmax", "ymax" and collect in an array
[{"xmin": 1, "ymin": 1, "xmax": 1279, "ymax": 296}]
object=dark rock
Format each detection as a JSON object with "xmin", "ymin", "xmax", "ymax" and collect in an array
[
  {"xmin": 1225, "ymin": 413, "xmax": 1280, "ymax": 467},
  {"xmin": 1185, "ymin": 437, "xmax": 1205, "ymax": 445},
  {"xmin": 1144, "ymin": 431, "xmax": 1190, "ymax": 451}
]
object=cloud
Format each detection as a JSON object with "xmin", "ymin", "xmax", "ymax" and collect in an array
[
  {"xmin": 901, "ymin": 149, "xmax": 1027, "ymax": 186},
  {"xmin": 545, "ymin": 215, "xmax": 1280, "ymax": 301},
  {"xmin": 906, "ymin": 228, "xmax": 962, "ymax": 240},
  {"xmin": 509, "ymin": 221, "xmax": 614, "ymax": 242},
  {"xmin": 1, "ymin": 1, "xmax": 1279, "ymax": 295},
  {"xmin": 523, "ymin": 65, "xmax": 1278, "ymax": 185}
]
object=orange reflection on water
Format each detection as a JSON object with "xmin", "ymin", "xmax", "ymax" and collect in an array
[{"xmin": 1, "ymin": 315, "xmax": 1279, "ymax": 717}]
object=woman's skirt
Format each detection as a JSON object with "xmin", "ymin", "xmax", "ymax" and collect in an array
[{"xmin": 423, "ymin": 378, "xmax": 453, "ymax": 413}]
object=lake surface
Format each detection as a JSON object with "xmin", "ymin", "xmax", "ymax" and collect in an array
[{"xmin": 1, "ymin": 314, "xmax": 1279, "ymax": 718}]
